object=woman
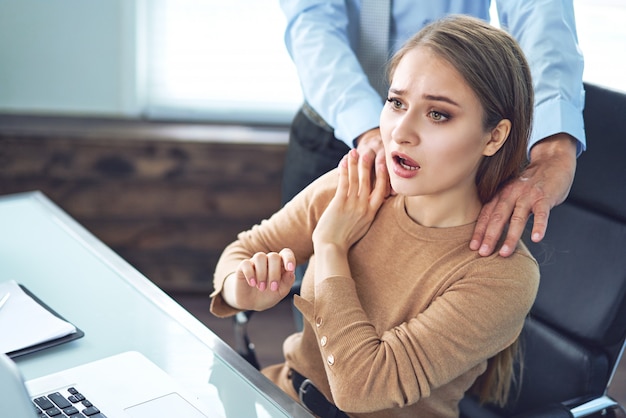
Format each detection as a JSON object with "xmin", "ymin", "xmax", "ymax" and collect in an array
[{"xmin": 211, "ymin": 15, "xmax": 540, "ymax": 418}]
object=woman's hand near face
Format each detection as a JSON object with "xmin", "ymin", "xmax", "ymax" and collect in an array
[
  {"xmin": 312, "ymin": 150, "xmax": 389, "ymax": 281},
  {"xmin": 222, "ymin": 248, "xmax": 296, "ymax": 311}
]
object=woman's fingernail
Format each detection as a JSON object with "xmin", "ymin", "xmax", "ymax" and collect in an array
[
  {"xmin": 249, "ymin": 278, "xmax": 257, "ymax": 287},
  {"xmin": 259, "ymin": 281, "xmax": 266, "ymax": 291},
  {"xmin": 287, "ymin": 262, "xmax": 295, "ymax": 271},
  {"xmin": 270, "ymin": 281, "xmax": 278, "ymax": 291}
]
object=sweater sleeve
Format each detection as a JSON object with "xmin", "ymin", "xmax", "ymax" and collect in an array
[
  {"xmin": 210, "ymin": 169, "xmax": 339, "ymax": 317},
  {"xmin": 294, "ymin": 254, "xmax": 539, "ymax": 412}
]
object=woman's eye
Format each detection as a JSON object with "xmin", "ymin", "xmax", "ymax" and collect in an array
[
  {"xmin": 386, "ymin": 98, "xmax": 403, "ymax": 110},
  {"xmin": 428, "ymin": 110, "xmax": 448, "ymax": 121}
]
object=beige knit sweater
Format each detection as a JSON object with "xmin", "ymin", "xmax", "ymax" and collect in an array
[{"xmin": 211, "ymin": 169, "xmax": 539, "ymax": 417}]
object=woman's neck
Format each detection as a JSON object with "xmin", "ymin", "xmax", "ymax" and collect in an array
[{"xmin": 403, "ymin": 193, "xmax": 483, "ymax": 228}]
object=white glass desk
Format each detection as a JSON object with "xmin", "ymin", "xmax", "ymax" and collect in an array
[{"xmin": 0, "ymin": 191, "xmax": 312, "ymax": 417}]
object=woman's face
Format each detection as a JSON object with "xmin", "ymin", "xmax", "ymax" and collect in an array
[{"xmin": 380, "ymin": 46, "xmax": 496, "ymax": 204}]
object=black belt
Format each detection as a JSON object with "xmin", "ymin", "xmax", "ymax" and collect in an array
[
  {"xmin": 301, "ymin": 102, "xmax": 334, "ymax": 132},
  {"xmin": 290, "ymin": 369, "xmax": 350, "ymax": 418}
]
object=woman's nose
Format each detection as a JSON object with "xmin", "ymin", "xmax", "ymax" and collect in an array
[{"xmin": 392, "ymin": 113, "xmax": 420, "ymax": 145}]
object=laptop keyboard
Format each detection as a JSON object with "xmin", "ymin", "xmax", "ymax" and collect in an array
[{"xmin": 33, "ymin": 386, "xmax": 107, "ymax": 418}]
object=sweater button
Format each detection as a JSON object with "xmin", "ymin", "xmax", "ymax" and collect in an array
[
  {"xmin": 327, "ymin": 354, "xmax": 335, "ymax": 366},
  {"xmin": 320, "ymin": 336, "xmax": 328, "ymax": 347},
  {"xmin": 316, "ymin": 317, "xmax": 323, "ymax": 327}
]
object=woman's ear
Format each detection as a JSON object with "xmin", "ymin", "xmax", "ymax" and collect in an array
[{"xmin": 483, "ymin": 119, "xmax": 511, "ymax": 157}]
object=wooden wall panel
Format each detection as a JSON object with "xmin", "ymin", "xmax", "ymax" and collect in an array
[{"xmin": 0, "ymin": 116, "xmax": 288, "ymax": 293}]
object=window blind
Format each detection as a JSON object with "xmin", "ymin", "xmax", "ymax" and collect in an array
[{"xmin": 142, "ymin": 0, "xmax": 302, "ymax": 125}]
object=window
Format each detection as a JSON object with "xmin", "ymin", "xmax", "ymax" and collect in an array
[
  {"xmin": 142, "ymin": 0, "xmax": 302, "ymax": 125},
  {"xmin": 574, "ymin": 0, "xmax": 626, "ymax": 94},
  {"xmin": 142, "ymin": 1, "xmax": 626, "ymax": 126}
]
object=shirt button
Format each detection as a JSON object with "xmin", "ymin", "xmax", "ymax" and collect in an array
[
  {"xmin": 316, "ymin": 317, "xmax": 323, "ymax": 327},
  {"xmin": 327, "ymin": 354, "xmax": 335, "ymax": 366},
  {"xmin": 320, "ymin": 336, "xmax": 328, "ymax": 347}
]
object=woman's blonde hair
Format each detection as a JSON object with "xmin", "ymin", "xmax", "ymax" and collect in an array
[
  {"xmin": 388, "ymin": 15, "xmax": 534, "ymax": 205},
  {"xmin": 388, "ymin": 15, "xmax": 534, "ymax": 406}
]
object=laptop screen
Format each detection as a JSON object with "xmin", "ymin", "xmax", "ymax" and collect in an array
[{"xmin": 0, "ymin": 353, "xmax": 37, "ymax": 417}]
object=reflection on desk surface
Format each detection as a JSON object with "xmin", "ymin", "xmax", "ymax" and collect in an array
[{"xmin": 0, "ymin": 191, "xmax": 312, "ymax": 417}]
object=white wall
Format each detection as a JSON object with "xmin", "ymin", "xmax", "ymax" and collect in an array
[{"xmin": 0, "ymin": 0, "xmax": 140, "ymax": 117}]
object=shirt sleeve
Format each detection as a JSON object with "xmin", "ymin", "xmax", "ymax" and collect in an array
[
  {"xmin": 280, "ymin": 0, "xmax": 383, "ymax": 146},
  {"xmin": 496, "ymin": 0, "xmax": 587, "ymax": 156},
  {"xmin": 294, "ymin": 256, "xmax": 540, "ymax": 412}
]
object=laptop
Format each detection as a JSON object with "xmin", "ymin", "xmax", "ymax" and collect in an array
[{"xmin": 1, "ymin": 351, "xmax": 223, "ymax": 418}]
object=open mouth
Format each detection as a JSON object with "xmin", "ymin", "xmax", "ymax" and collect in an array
[{"xmin": 394, "ymin": 155, "xmax": 420, "ymax": 171}]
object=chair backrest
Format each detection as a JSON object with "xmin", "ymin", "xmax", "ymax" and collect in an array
[{"xmin": 462, "ymin": 83, "xmax": 626, "ymax": 417}]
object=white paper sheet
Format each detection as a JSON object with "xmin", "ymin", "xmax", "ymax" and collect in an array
[{"xmin": 0, "ymin": 280, "xmax": 76, "ymax": 354}]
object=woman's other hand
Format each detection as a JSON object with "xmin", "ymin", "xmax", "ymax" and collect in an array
[{"xmin": 223, "ymin": 248, "xmax": 296, "ymax": 311}]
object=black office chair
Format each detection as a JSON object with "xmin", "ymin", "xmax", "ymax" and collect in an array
[
  {"xmin": 233, "ymin": 281, "xmax": 303, "ymax": 371},
  {"xmin": 234, "ymin": 83, "xmax": 626, "ymax": 416},
  {"xmin": 234, "ymin": 310, "xmax": 261, "ymax": 370},
  {"xmin": 460, "ymin": 83, "xmax": 626, "ymax": 417}
]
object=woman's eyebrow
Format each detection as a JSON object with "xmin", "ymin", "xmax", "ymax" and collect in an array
[
  {"xmin": 388, "ymin": 87, "xmax": 405, "ymax": 96},
  {"xmin": 423, "ymin": 94, "xmax": 461, "ymax": 107},
  {"xmin": 389, "ymin": 87, "xmax": 461, "ymax": 108}
]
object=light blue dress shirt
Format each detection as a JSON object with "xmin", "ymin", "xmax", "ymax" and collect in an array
[{"xmin": 280, "ymin": 0, "xmax": 586, "ymax": 155}]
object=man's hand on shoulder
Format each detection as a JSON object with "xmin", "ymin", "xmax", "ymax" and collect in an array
[{"xmin": 471, "ymin": 133, "xmax": 578, "ymax": 257}]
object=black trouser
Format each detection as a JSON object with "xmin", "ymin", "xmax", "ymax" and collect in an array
[
  {"xmin": 281, "ymin": 107, "xmax": 350, "ymax": 206},
  {"xmin": 281, "ymin": 106, "xmax": 350, "ymax": 330}
]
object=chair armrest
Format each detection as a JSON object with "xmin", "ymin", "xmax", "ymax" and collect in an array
[{"xmin": 233, "ymin": 311, "xmax": 260, "ymax": 369}]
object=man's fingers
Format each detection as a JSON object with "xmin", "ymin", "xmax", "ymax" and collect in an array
[
  {"xmin": 473, "ymin": 184, "xmax": 522, "ymax": 256},
  {"xmin": 470, "ymin": 198, "xmax": 497, "ymax": 251},
  {"xmin": 477, "ymin": 210, "xmax": 510, "ymax": 256},
  {"xmin": 530, "ymin": 202, "xmax": 550, "ymax": 243},
  {"xmin": 498, "ymin": 204, "xmax": 532, "ymax": 257},
  {"xmin": 497, "ymin": 201, "xmax": 548, "ymax": 257}
]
